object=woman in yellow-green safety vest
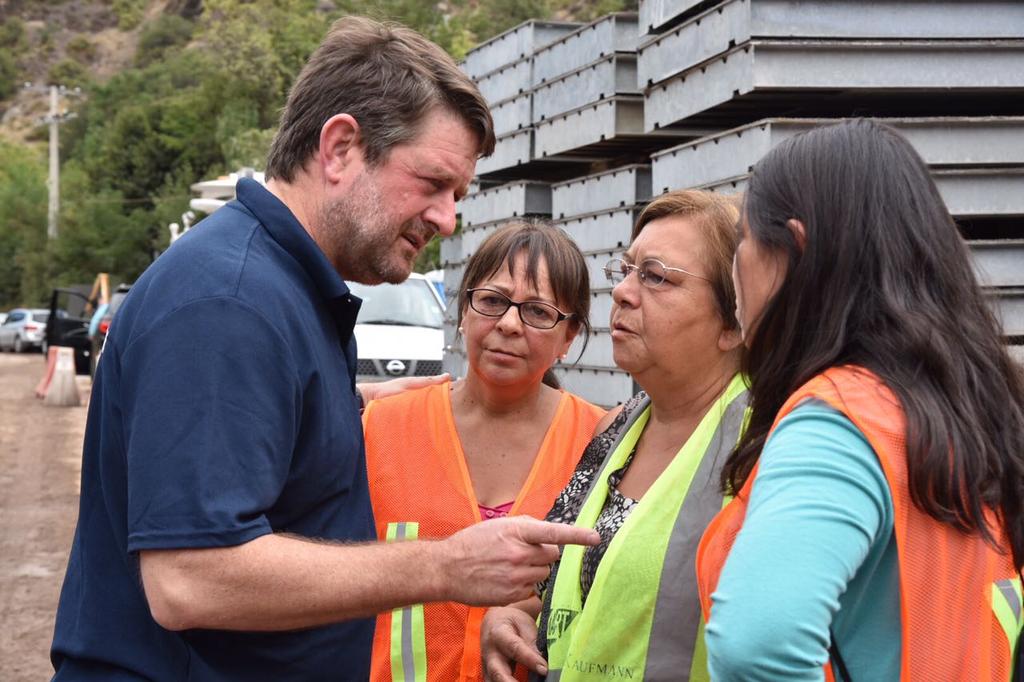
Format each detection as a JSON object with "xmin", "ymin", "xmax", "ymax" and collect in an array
[{"xmin": 480, "ymin": 189, "xmax": 746, "ymax": 682}]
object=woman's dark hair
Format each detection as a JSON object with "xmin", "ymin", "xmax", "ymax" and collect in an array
[
  {"xmin": 457, "ymin": 220, "xmax": 591, "ymax": 389},
  {"xmin": 724, "ymin": 118, "xmax": 1024, "ymax": 568}
]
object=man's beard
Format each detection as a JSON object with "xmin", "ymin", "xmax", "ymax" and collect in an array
[{"xmin": 313, "ymin": 172, "xmax": 421, "ymax": 285}]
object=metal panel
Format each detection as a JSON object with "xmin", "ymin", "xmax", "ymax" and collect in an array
[
  {"xmin": 639, "ymin": 0, "xmax": 706, "ymax": 34},
  {"xmin": 443, "ymin": 262, "xmax": 463, "ymax": 294},
  {"xmin": 557, "ymin": 206, "xmax": 639, "ymax": 253},
  {"xmin": 590, "ymin": 291, "xmax": 616, "ymax": 328},
  {"xmin": 462, "ymin": 20, "xmax": 580, "ymax": 79},
  {"xmin": 461, "ymin": 222, "xmax": 499, "ymax": 256},
  {"xmin": 971, "ymin": 240, "xmax": 1024, "ymax": 288},
  {"xmin": 442, "ymin": 346, "xmax": 468, "ymax": 379},
  {"xmin": 644, "ymin": 40, "xmax": 1024, "ymax": 132},
  {"xmin": 533, "ymin": 13, "xmax": 640, "ymax": 86},
  {"xmin": 697, "ymin": 168, "xmax": 1024, "ymax": 218},
  {"xmin": 476, "ymin": 128, "xmax": 533, "ymax": 175},
  {"xmin": 490, "ymin": 93, "xmax": 533, "ymax": 136},
  {"xmin": 555, "ymin": 366, "xmax": 634, "ymax": 407},
  {"xmin": 476, "ymin": 57, "xmax": 532, "ymax": 104},
  {"xmin": 535, "ymin": 96, "xmax": 689, "ymax": 159},
  {"xmin": 553, "ymin": 166, "xmax": 651, "ymax": 219},
  {"xmin": 1009, "ymin": 345, "xmax": 1024, "ymax": 366},
  {"xmin": 570, "ymin": 329, "xmax": 617, "ymax": 368},
  {"xmin": 638, "ymin": 0, "xmax": 1024, "ymax": 88},
  {"xmin": 991, "ymin": 290, "xmax": 1024, "ymax": 337},
  {"xmin": 933, "ymin": 169, "xmax": 1024, "ymax": 218},
  {"xmin": 439, "ymin": 234, "xmax": 462, "ymax": 268},
  {"xmin": 459, "ymin": 181, "xmax": 552, "ymax": 228},
  {"xmin": 651, "ymin": 117, "xmax": 1024, "ymax": 193},
  {"xmin": 584, "ymin": 247, "xmax": 627, "ymax": 291},
  {"xmin": 533, "ymin": 54, "xmax": 639, "ymax": 122}
]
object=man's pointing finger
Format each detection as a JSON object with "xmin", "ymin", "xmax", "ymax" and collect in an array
[{"xmin": 518, "ymin": 520, "xmax": 600, "ymax": 548}]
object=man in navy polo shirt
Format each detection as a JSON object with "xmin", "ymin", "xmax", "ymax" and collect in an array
[{"xmin": 51, "ymin": 16, "xmax": 598, "ymax": 681}]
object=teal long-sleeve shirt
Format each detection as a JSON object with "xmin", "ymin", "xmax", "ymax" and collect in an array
[{"xmin": 705, "ymin": 401, "xmax": 900, "ymax": 681}]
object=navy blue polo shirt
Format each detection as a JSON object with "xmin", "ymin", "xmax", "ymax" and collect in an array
[{"xmin": 52, "ymin": 178, "xmax": 376, "ymax": 680}]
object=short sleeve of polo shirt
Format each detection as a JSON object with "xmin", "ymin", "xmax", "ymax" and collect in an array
[{"xmin": 120, "ymin": 296, "xmax": 301, "ymax": 553}]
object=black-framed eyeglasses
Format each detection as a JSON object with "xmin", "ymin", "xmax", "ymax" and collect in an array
[
  {"xmin": 603, "ymin": 257, "xmax": 710, "ymax": 288},
  {"xmin": 466, "ymin": 288, "xmax": 573, "ymax": 330}
]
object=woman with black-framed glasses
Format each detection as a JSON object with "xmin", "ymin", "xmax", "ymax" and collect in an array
[{"xmin": 362, "ymin": 221, "xmax": 606, "ymax": 682}]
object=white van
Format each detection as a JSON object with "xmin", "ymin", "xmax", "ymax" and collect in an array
[{"xmin": 347, "ymin": 273, "xmax": 446, "ymax": 382}]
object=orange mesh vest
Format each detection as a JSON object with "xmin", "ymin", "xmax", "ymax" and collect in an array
[
  {"xmin": 696, "ymin": 365, "xmax": 1022, "ymax": 681},
  {"xmin": 363, "ymin": 381, "xmax": 605, "ymax": 682}
]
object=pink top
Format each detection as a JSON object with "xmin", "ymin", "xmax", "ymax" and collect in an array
[{"xmin": 478, "ymin": 501, "xmax": 515, "ymax": 519}]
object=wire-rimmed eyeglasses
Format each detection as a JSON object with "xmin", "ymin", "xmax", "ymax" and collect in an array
[
  {"xmin": 466, "ymin": 288, "xmax": 573, "ymax": 330},
  {"xmin": 603, "ymin": 257, "xmax": 710, "ymax": 288}
]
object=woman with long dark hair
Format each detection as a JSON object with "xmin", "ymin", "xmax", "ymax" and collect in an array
[{"xmin": 696, "ymin": 119, "xmax": 1024, "ymax": 681}]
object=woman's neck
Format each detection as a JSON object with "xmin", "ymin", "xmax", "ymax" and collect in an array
[
  {"xmin": 451, "ymin": 371, "xmax": 551, "ymax": 419},
  {"xmin": 640, "ymin": 354, "xmax": 740, "ymax": 430}
]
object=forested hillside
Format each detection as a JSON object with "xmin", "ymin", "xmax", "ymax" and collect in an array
[{"xmin": 0, "ymin": 0, "xmax": 633, "ymax": 307}]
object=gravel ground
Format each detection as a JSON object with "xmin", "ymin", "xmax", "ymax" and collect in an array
[{"xmin": 0, "ymin": 353, "xmax": 88, "ymax": 681}]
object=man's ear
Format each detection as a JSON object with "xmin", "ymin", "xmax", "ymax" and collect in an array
[
  {"xmin": 318, "ymin": 114, "xmax": 362, "ymax": 184},
  {"xmin": 786, "ymin": 218, "xmax": 807, "ymax": 253}
]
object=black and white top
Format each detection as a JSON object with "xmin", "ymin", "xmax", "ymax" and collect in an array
[{"xmin": 536, "ymin": 392, "xmax": 648, "ymax": 656}]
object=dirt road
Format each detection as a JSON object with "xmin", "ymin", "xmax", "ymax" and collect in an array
[{"xmin": 0, "ymin": 353, "xmax": 88, "ymax": 681}]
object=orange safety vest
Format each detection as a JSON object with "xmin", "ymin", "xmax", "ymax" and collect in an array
[
  {"xmin": 363, "ymin": 381, "xmax": 605, "ymax": 682},
  {"xmin": 696, "ymin": 365, "xmax": 1022, "ymax": 681}
]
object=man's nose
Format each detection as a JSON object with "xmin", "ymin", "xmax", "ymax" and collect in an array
[{"xmin": 425, "ymin": 193, "xmax": 457, "ymax": 237}]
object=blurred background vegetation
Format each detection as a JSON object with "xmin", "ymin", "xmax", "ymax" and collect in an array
[{"xmin": 0, "ymin": 0, "xmax": 634, "ymax": 307}]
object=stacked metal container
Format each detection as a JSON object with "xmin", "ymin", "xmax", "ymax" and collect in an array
[
  {"xmin": 639, "ymin": 0, "xmax": 1024, "ymax": 365},
  {"xmin": 442, "ymin": 2, "xmax": 1024, "ymax": 404}
]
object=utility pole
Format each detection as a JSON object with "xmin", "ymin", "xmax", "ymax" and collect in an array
[
  {"xmin": 47, "ymin": 85, "xmax": 60, "ymax": 240},
  {"xmin": 30, "ymin": 83, "xmax": 80, "ymax": 240}
]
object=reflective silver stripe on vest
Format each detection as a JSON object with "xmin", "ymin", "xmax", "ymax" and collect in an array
[
  {"xmin": 996, "ymin": 579, "xmax": 1022, "ymax": 623},
  {"xmin": 644, "ymin": 390, "xmax": 748, "ymax": 681},
  {"xmin": 394, "ymin": 522, "xmax": 418, "ymax": 682}
]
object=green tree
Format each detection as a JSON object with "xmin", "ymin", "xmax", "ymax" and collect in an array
[
  {"xmin": 136, "ymin": 15, "xmax": 195, "ymax": 67},
  {"xmin": 0, "ymin": 141, "xmax": 49, "ymax": 306},
  {"xmin": 0, "ymin": 48, "xmax": 18, "ymax": 100}
]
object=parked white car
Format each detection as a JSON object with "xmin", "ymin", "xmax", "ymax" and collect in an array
[
  {"xmin": 0, "ymin": 308, "xmax": 49, "ymax": 352},
  {"xmin": 347, "ymin": 274, "xmax": 446, "ymax": 382}
]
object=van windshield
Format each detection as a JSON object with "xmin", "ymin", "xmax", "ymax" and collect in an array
[{"xmin": 347, "ymin": 279, "xmax": 443, "ymax": 329}]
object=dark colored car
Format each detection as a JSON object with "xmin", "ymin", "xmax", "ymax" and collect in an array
[
  {"xmin": 89, "ymin": 284, "xmax": 131, "ymax": 377},
  {"xmin": 45, "ymin": 288, "xmax": 93, "ymax": 375}
]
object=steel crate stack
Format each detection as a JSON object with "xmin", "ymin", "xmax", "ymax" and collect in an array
[
  {"xmin": 532, "ymin": 12, "xmax": 690, "ymax": 162},
  {"xmin": 637, "ymin": 0, "xmax": 1024, "ymax": 133},
  {"xmin": 549, "ymin": 165, "xmax": 653, "ymax": 405},
  {"xmin": 650, "ymin": 116, "xmax": 1024, "ymax": 353},
  {"xmin": 462, "ymin": 20, "xmax": 585, "ymax": 180}
]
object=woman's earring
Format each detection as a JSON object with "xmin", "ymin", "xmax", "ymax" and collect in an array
[{"xmin": 457, "ymin": 326, "xmax": 464, "ymax": 334}]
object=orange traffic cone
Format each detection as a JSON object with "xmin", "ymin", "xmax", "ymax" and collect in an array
[{"xmin": 44, "ymin": 347, "xmax": 80, "ymax": 407}]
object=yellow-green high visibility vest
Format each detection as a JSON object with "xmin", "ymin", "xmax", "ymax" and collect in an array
[{"xmin": 542, "ymin": 374, "xmax": 748, "ymax": 682}]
